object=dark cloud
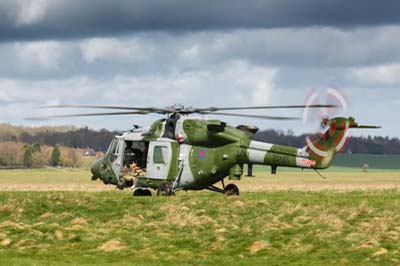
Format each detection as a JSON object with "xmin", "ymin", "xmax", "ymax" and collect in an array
[
  {"xmin": 2, "ymin": 27, "xmax": 400, "ymax": 81},
  {"xmin": 1, "ymin": 0, "xmax": 400, "ymax": 41}
]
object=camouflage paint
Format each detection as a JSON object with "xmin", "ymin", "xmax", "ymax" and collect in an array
[{"xmin": 91, "ymin": 116, "xmax": 378, "ymax": 192}]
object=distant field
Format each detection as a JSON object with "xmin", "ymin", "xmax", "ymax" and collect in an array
[
  {"xmin": 0, "ymin": 168, "xmax": 113, "ymax": 192},
  {"xmin": 0, "ymin": 167, "xmax": 399, "ymax": 191},
  {"xmin": 333, "ymin": 154, "xmax": 400, "ymax": 170}
]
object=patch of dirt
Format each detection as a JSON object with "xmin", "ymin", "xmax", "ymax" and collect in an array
[
  {"xmin": 0, "ymin": 203, "xmax": 15, "ymax": 212},
  {"xmin": 14, "ymin": 239, "xmax": 36, "ymax": 248},
  {"xmin": 215, "ymin": 228, "xmax": 227, "ymax": 234},
  {"xmin": 315, "ymin": 213, "xmax": 345, "ymax": 230},
  {"xmin": 360, "ymin": 238, "xmax": 380, "ymax": 249},
  {"xmin": 28, "ymin": 229, "xmax": 44, "ymax": 237},
  {"xmin": 162, "ymin": 204, "xmax": 209, "ymax": 228},
  {"xmin": 198, "ymin": 215, "xmax": 215, "ymax": 225},
  {"xmin": 372, "ymin": 248, "xmax": 388, "ymax": 257},
  {"xmin": 175, "ymin": 250, "xmax": 192, "ymax": 256},
  {"xmin": 98, "ymin": 239, "xmax": 125, "ymax": 252},
  {"xmin": 0, "ymin": 220, "xmax": 23, "ymax": 229},
  {"xmin": 54, "ymin": 230, "xmax": 63, "ymax": 240},
  {"xmin": 67, "ymin": 233, "xmax": 76, "ymax": 240},
  {"xmin": 293, "ymin": 215, "xmax": 311, "ymax": 224},
  {"xmin": 242, "ymin": 224, "xmax": 251, "ymax": 235},
  {"xmin": 30, "ymin": 222, "xmax": 44, "ymax": 228},
  {"xmin": 47, "ymin": 223, "xmax": 61, "ymax": 230},
  {"xmin": 233, "ymin": 200, "xmax": 245, "ymax": 208},
  {"xmin": 120, "ymin": 215, "xmax": 143, "ymax": 226},
  {"xmin": 248, "ymin": 240, "xmax": 269, "ymax": 254},
  {"xmin": 58, "ymin": 212, "xmax": 72, "ymax": 219},
  {"xmin": 39, "ymin": 212, "xmax": 54, "ymax": 219},
  {"xmin": 70, "ymin": 218, "xmax": 88, "ymax": 225},
  {"xmin": 152, "ymin": 229, "xmax": 170, "ymax": 238},
  {"xmin": 209, "ymin": 242, "xmax": 224, "ymax": 251},
  {"xmin": 384, "ymin": 231, "xmax": 399, "ymax": 241},
  {"xmin": 69, "ymin": 225, "xmax": 84, "ymax": 231},
  {"xmin": 1, "ymin": 238, "xmax": 12, "ymax": 247}
]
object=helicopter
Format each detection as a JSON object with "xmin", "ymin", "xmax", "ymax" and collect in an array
[{"xmin": 30, "ymin": 104, "xmax": 380, "ymax": 196}]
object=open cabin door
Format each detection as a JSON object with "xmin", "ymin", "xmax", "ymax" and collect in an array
[
  {"xmin": 146, "ymin": 139, "xmax": 179, "ymax": 181},
  {"xmin": 110, "ymin": 136, "xmax": 125, "ymax": 182}
]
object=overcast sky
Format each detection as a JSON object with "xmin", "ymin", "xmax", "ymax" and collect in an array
[{"xmin": 0, "ymin": 0, "xmax": 399, "ymax": 137}]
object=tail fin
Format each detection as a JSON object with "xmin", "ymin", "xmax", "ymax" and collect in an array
[{"xmin": 304, "ymin": 117, "xmax": 380, "ymax": 169}]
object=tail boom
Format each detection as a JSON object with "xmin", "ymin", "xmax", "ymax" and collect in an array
[
  {"xmin": 243, "ymin": 117, "xmax": 380, "ymax": 171},
  {"xmin": 245, "ymin": 140, "xmax": 317, "ymax": 169}
]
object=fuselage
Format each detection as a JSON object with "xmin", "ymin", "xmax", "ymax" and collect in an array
[
  {"xmin": 91, "ymin": 115, "xmax": 356, "ymax": 191},
  {"xmin": 91, "ymin": 115, "xmax": 316, "ymax": 191}
]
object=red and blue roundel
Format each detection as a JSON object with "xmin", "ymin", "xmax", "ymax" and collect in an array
[{"xmin": 197, "ymin": 149, "xmax": 207, "ymax": 159}]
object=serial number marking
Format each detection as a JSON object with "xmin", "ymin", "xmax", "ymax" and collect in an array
[{"xmin": 300, "ymin": 159, "xmax": 316, "ymax": 167}]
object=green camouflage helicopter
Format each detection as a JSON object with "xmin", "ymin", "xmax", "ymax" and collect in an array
[{"xmin": 34, "ymin": 104, "xmax": 380, "ymax": 196}]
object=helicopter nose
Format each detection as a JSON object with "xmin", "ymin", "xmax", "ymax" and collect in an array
[{"xmin": 90, "ymin": 159, "xmax": 102, "ymax": 180}]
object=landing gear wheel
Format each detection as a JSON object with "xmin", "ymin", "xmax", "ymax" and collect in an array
[
  {"xmin": 224, "ymin": 183, "xmax": 239, "ymax": 196},
  {"xmin": 142, "ymin": 189, "xmax": 152, "ymax": 196},
  {"xmin": 157, "ymin": 183, "xmax": 175, "ymax": 196},
  {"xmin": 133, "ymin": 189, "xmax": 143, "ymax": 196},
  {"xmin": 133, "ymin": 189, "xmax": 152, "ymax": 196}
]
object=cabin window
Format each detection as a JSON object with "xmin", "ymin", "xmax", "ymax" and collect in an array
[{"xmin": 153, "ymin": 146, "xmax": 167, "ymax": 164}]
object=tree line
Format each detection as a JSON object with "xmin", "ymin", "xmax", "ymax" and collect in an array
[
  {"xmin": 0, "ymin": 123, "xmax": 118, "ymax": 152},
  {"xmin": 0, "ymin": 141, "xmax": 83, "ymax": 168},
  {"xmin": 0, "ymin": 123, "xmax": 399, "ymax": 155}
]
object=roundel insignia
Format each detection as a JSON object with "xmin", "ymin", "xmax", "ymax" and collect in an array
[{"xmin": 197, "ymin": 149, "xmax": 206, "ymax": 159}]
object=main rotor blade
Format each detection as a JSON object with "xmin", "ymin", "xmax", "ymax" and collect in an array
[
  {"xmin": 40, "ymin": 104, "xmax": 336, "ymax": 115},
  {"xmin": 41, "ymin": 105, "xmax": 170, "ymax": 113},
  {"xmin": 200, "ymin": 111, "xmax": 299, "ymax": 120},
  {"xmin": 196, "ymin": 104, "xmax": 337, "ymax": 112},
  {"xmin": 25, "ymin": 111, "xmax": 150, "ymax": 120}
]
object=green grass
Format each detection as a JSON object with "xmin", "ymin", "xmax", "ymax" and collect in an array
[
  {"xmin": 1, "ymin": 190, "xmax": 400, "ymax": 265},
  {"xmin": 1, "ymin": 167, "xmax": 400, "ymax": 265}
]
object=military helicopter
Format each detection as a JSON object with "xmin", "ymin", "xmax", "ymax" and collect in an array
[{"xmin": 31, "ymin": 104, "xmax": 380, "ymax": 196}]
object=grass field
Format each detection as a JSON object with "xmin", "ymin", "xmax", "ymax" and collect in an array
[{"xmin": 1, "ymin": 167, "xmax": 400, "ymax": 265}]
